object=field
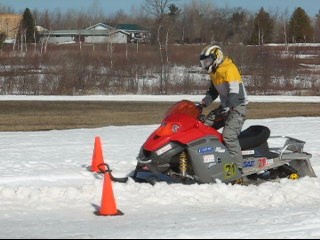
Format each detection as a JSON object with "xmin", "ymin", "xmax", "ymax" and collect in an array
[{"xmin": 0, "ymin": 101, "xmax": 319, "ymax": 131}]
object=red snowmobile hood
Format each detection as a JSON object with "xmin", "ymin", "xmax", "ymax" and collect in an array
[{"xmin": 143, "ymin": 100, "xmax": 223, "ymax": 151}]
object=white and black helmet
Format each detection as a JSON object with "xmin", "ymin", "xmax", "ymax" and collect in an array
[{"xmin": 200, "ymin": 45, "xmax": 224, "ymax": 73}]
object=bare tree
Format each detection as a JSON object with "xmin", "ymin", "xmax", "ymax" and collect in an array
[
  {"xmin": 143, "ymin": 0, "xmax": 175, "ymax": 17},
  {"xmin": 0, "ymin": 4, "xmax": 14, "ymax": 13},
  {"xmin": 314, "ymin": 11, "xmax": 320, "ymax": 42},
  {"xmin": 143, "ymin": 0, "xmax": 178, "ymax": 94}
]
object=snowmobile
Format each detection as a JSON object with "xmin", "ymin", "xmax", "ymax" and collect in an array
[{"xmin": 131, "ymin": 100, "xmax": 316, "ymax": 185}]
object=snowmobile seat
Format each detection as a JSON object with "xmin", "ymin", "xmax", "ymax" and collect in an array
[{"xmin": 239, "ymin": 125, "xmax": 270, "ymax": 150}]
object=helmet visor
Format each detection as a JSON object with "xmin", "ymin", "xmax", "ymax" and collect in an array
[{"xmin": 200, "ymin": 56, "xmax": 214, "ymax": 69}]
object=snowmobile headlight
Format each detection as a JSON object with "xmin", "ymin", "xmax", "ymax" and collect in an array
[{"xmin": 137, "ymin": 154, "xmax": 152, "ymax": 164}]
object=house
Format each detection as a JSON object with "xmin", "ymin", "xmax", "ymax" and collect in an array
[
  {"xmin": 116, "ymin": 24, "xmax": 151, "ymax": 43},
  {"xmin": 0, "ymin": 13, "xmax": 22, "ymax": 43},
  {"xmin": 38, "ymin": 23, "xmax": 131, "ymax": 45},
  {"xmin": 86, "ymin": 23, "xmax": 114, "ymax": 31}
]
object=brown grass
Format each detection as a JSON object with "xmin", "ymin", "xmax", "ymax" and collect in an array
[{"xmin": 0, "ymin": 101, "xmax": 318, "ymax": 131}]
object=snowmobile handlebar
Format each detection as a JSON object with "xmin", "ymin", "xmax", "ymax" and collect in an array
[{"xmin": 200, "ymin": 107, "xmax": 226, "ymax": 130}]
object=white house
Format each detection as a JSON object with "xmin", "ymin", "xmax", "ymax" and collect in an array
[{"xmin": 39, "ymin": 23, "xmax": 131, "ymax": 44}]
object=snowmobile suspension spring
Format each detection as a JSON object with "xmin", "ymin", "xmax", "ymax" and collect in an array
[{"xmin": 180, "ymin": 151, "xmax": 188, "ymax": 178}]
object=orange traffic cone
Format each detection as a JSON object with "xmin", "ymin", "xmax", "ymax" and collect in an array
[
  {"xmin": 91, "ymin": 136, "xmax": 106, "ymax": 172},
  {"xmin": 95, "ymin": 166, "xmax": 124, "ymax": 216}
]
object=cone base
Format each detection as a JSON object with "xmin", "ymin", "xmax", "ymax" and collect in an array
[{"xmin": 94, "ymin": 209, "xmax": 124, "ymax": 216}]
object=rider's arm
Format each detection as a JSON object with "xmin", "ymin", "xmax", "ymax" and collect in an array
[{"xmin": 202, "ymin": 82, "xmax": 219, "ymax": 107}]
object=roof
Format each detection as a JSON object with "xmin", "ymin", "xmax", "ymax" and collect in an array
[
  {"xmin": 86, "ymin": 23, "xmax": 114, "ymax": 31},
  {"xmin": 116, "ymin": 24, "xmax": 147, "ymax": 32},
  {"xmin": 40, "ymin": 29, "xmax": 130, "ymax": 36}
]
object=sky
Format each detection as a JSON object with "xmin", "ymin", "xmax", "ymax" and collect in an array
[
  {"xmin": 0, "ymin": 95, "xmax": 319, "ymax": 238},
  {"xmin": 0, "ymin": 0, "xmax": 319, "ymax": 17}
]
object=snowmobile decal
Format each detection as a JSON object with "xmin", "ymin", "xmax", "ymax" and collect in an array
[
  {"xmin": 224, "ymin": 163, "xmax": 237, "ymax": 178},
  {"xmin": 215, "ymin": 147, "xmax": 226, "ymax": 153},
  {"xmin": 156, "ymin": 144, "xmax": 172, "ymax": 156},
  {"xmin": 203, "ymin": 154, "xmax": 215, "ymax": 163},
  {"xmin": 208, "ymin": 162, "xmax": 218, "ymax": 169},
  {"xmin": 242, "ymin": 150, "xmax": 255, "ymax": 155},
  {"xmin": 198, "ymin": 146, "xmax": 214, "ymax": 154},
  {"xmin": 258, "ymin": 158, "xmax": 269, "ymax": 168},
  {"xmin": 243, "ymin": 160, "xmax": 255, "ymax": 168}
]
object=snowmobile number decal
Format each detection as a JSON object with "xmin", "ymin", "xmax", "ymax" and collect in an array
[{"xmin": 224, "ymin": 163, "xmax": 237, "ymax": 178}]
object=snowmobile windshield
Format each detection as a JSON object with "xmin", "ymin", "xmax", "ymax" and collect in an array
[{"xmin": 164, "ymin": 100, "xmax": 200, "ymax": 119}]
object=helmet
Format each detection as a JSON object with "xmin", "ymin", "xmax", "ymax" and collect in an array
[{"xmin": 200, "ymin": 45, "xmax": 223, "ymax": 73}]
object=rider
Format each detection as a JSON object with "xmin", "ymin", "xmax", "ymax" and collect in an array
[{"xmin": 199, "ymin": 44, "xmax": 248, "ymax": 172}]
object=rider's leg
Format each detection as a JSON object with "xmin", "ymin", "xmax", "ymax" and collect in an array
[{"xmin": 222, "ymin": 105, "xmax": 246, "ymax": 170}]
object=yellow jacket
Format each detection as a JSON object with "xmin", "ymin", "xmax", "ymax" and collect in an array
[{"xmin": 203, "ymin": 57, "xmax": 248, "ymax": 108}]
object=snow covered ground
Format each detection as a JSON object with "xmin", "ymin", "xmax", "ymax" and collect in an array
[{"xmin": 0, "ymin": 95, "xmax": 319, "ymax": 239}]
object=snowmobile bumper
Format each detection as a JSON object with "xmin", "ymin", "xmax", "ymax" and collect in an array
[
  {"xmin": 269, "ymin": 136, "xmax": 316, "ymax": 177},
  {"xmin": 269, "ymin": 136, "xmax": 312, "ymax": 160},
  {"xmin": 131, "ymin": 170, "xmax": 182, "ymax": 185}
]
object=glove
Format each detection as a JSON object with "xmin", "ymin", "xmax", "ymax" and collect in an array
[
  {"xmin": 195, "ymin": 102, "xmax": 204, "ymax": 113},
  {"xmin": 210, "ymin": 106, "xmax": 230, "ymax": 129}
]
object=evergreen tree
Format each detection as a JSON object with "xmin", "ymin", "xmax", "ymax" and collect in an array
[
  {"xmin": 289, "ymin": 7, "xmax": 313, "ymax": 43},
  {"xmin": 19, "ymin": 8, "xmax": 38, "ymax": 43},
  {"xmin": 250, "ymin": 8, "xmax": 274, "ymax": 45},
  {"xmin": 168, "ymin": 4, "xmax": 181, "ymax": 16}
]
